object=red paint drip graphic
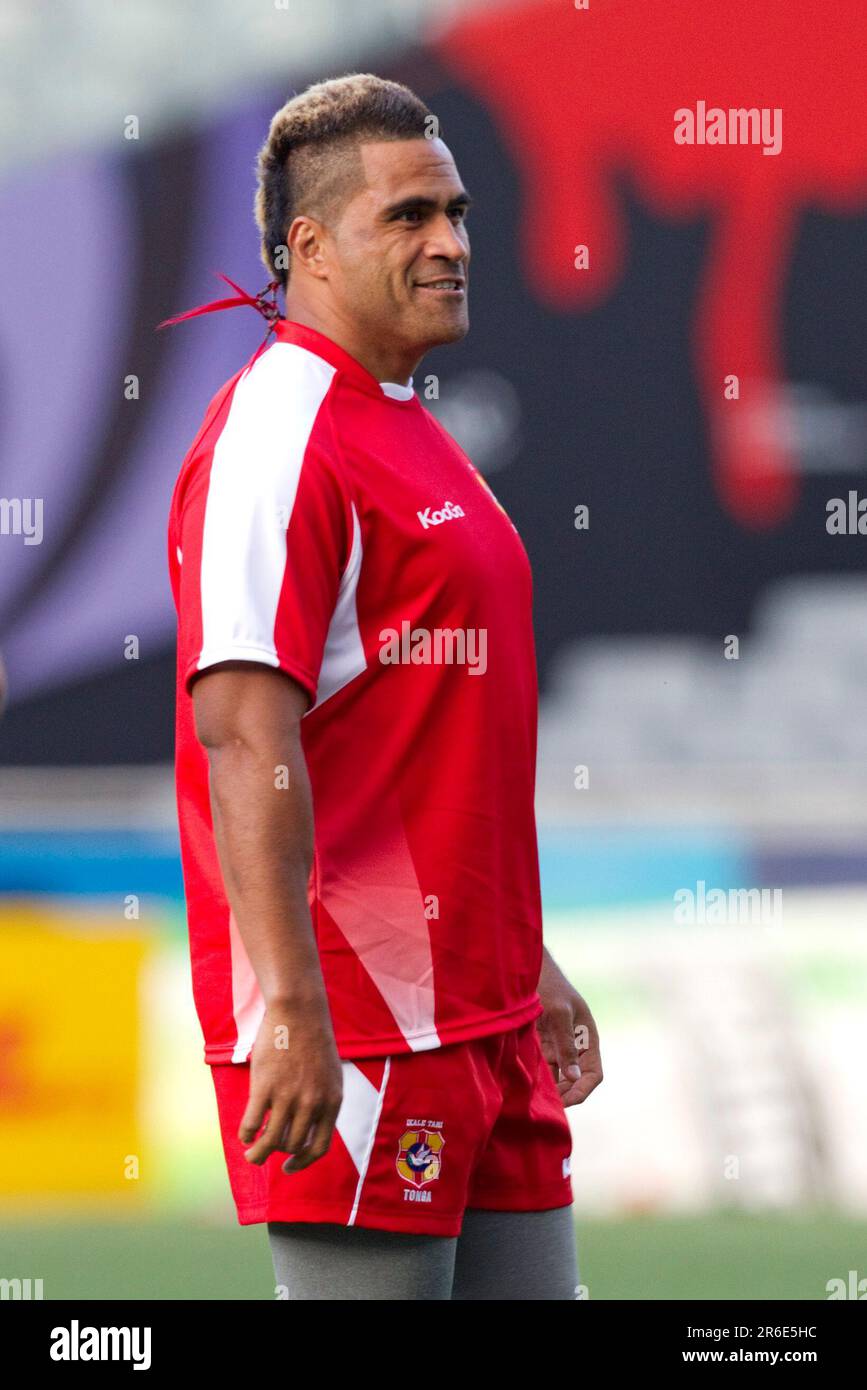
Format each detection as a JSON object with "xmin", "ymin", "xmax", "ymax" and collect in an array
[{"xmin": 434, "ymin": 0, "xmax": 867, "ymax": 528}]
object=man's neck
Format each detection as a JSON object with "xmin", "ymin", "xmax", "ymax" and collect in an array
[{"xmin": 282, "ymin": 301, "xmax": 419, "ymax": 387}]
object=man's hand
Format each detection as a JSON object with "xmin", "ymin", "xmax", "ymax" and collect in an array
[
  {"xmin": 536, "ymin": 947, "xmax": 603, "ymax": 1106},
  {"xmin": 240, "ymin": 998, "xmax": 343, "ymax": 1174}
]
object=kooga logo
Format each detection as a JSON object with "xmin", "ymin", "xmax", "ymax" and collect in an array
[{"xmin": 417, "ymin": 499, "xmax": 465, "ymax": 530}]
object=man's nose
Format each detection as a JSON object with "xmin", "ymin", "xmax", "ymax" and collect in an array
[{"xmin": 425, "ymin": 215, "xmax": 469, "ymax": 264}]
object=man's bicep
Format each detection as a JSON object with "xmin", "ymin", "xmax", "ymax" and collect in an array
[{"xmin": 191, "ymin": 663, "xmax": 311, "ymax": 750}]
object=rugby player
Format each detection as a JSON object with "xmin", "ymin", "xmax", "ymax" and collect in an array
[{"xmin": 167, "ymin": 72, "xmax": 602, "ymax": 1300}]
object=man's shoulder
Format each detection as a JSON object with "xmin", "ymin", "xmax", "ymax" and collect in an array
[
  {"xmin": 193, "ymin": 340, "xmax": 341, "ymax": 461},
  {"xmin": 174, "ymin": 339, "xmax": 348, "ymax": 511},
  {"xmin": 240, "ymin": 335, "xmax": 339, "ymax": 407}
]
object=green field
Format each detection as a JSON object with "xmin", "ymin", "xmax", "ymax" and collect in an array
[{"xmin": 1, "ymin": 1211, "xmax": 862, "ymax": 1299}]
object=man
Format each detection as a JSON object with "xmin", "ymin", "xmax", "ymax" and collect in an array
[{"xmin": 168, "ymin": 72, "xmax": 602, "ymax": 1301}]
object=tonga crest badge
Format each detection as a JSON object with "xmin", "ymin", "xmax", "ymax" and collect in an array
[{"xmin": 396, "ymin": 1126, "xmax": 445, "ymax": 1188}]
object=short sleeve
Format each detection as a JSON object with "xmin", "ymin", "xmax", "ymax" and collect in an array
[{"xmin": 175, "ymin": 377, "xmax": 352, "ymax": 705}]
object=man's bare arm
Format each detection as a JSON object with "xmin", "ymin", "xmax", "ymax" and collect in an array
[{"xmin": 192, "ymin": 662, "xmax": 342, "ymax": 1172}]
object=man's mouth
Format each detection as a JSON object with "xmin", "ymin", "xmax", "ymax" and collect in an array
[{"xmin": 413, "ymin": 278, "xmax": 465, "ymax": 298}]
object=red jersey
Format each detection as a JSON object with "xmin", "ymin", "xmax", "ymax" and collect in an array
[{"xmin": 168, "ymin": 318, "xmax": 544, "ymax": 1063}]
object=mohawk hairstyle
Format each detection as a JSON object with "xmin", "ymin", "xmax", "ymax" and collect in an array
[{"xmin": 254, "ymin": 73, "xmax": 437, "ymax": 290}]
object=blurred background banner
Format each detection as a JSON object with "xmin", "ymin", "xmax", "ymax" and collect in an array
[{"xmin": 0, "ymin": 0, "xmax": 865, "ymax": 1300}]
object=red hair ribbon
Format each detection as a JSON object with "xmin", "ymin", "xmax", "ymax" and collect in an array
[{"xmin": 156, "ymin": 272, "xmax": 282, "ymax": 330}]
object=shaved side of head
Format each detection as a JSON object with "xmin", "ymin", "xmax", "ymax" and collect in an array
[{"xmin": 255, "ymin": 73, "xmax": 436, "ymax": 288}]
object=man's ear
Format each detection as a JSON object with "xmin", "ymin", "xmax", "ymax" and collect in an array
[{"xmin": 287, "ymin": 215, "xmax": 329, "ymax": 279}]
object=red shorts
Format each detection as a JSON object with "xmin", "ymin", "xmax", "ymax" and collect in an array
[{"xmin": 210, "ymin": 1020, "xmax": 574, "ymax": 1237}]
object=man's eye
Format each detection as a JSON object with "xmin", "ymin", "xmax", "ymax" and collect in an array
[{"xmin": 397, "ymin": 208, "xmax": 468, "ymax": 224}]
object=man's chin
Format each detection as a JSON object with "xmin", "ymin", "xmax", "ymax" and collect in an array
[
  {"xmin": 418, "ymin": 314, "xmax": 470, "ymax": 348},
  {"xmin": 383, "ymin": 306, "xmax": 469, "ymax": 357}
]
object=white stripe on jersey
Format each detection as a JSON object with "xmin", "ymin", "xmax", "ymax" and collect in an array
[
  {"xmin": 196, "ymin": 342, "xmax": 337, "ymax": 676},
  {"xmin": 311, "ymin": 501, "xmax": 366, "ymax": 710}
]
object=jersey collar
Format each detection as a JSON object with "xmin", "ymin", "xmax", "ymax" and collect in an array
[{"xmin": 274, "ymin": 318, "xmax": 415, "ymax": 402}]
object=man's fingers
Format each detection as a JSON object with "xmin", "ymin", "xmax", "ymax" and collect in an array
[
  {"xmin": 548, "ymin": 1007, "xmax": 583, "ymax": 1082},
  {"xmin": 243, "ymin": 1101, "xmax": 294, "ymax": 1164},
  {"xmin": 276, "ymin": 1114, "xmax": 314, "ymax": 1155},
  {"xmin": 282, "ymin": 1112, "xmax": 336, "ymax": 1174},
  {"xmin": 238, "ymin": 1089, "xmax": 269, "ymax": 1146},
  {"xmin": 559, "ymin": 1057, "xmax": 603, "ymax": 1106},
  {"xmin": 281, "ymin": 1103, "xmax": 332, "ymax": 1159},
  {"xmin": 538, "ymin": 1020, "xmax": 568, "ymax": 1085}
]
